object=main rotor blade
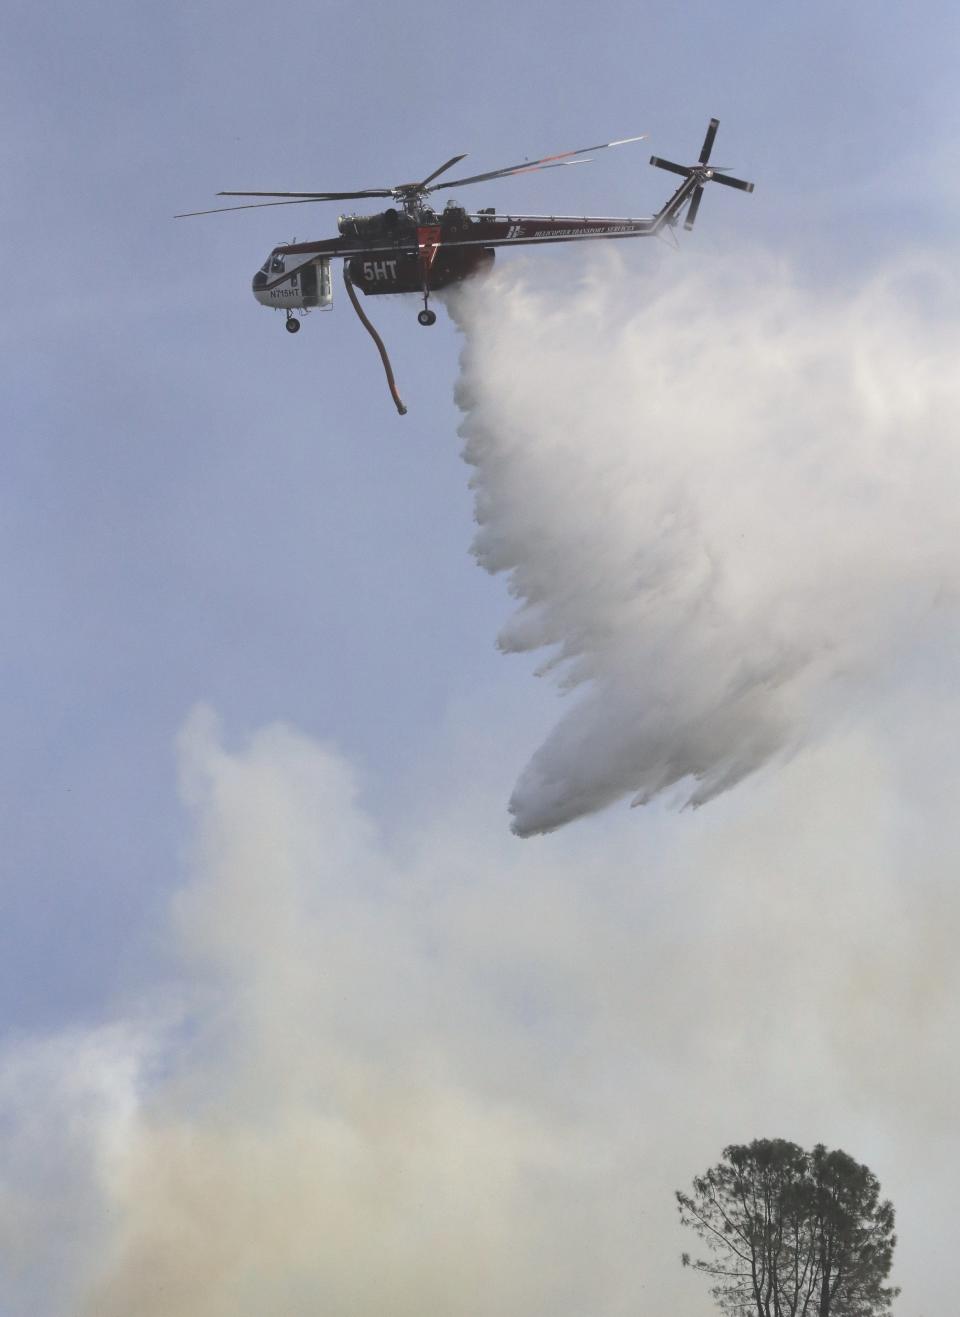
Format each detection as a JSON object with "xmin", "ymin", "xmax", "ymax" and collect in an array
[
  {"xmin": 430, "ymin": 158, "xmax": 592, "ymax": 191},
  {"xmin": 699, "ymin": 118, "xmax": 719, "ymax": 164},
  {"xmin": 412, "ymin": 153, "xmax": 468, "ymax": 189},
  {"xmin": 710, "ymin": 172, "xmax": 754, "ymax": 192},
  {"xmin": 174, "ymin": 196, "xmax": 372, "ymax": 218},
  {"xmin": 217, "ymin": 189, "xmax": 393, "ymax": 200},
  {"xmin": 429, "ymin": 133, "xmax": 647, "ymax": 193}
]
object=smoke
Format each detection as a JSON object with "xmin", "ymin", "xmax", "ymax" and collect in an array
[
  {"xmin": 2, "ymin": 701, "xmax": 960, "ymax": 1315},
  {"xmin": 59, "ymin": 708, "xmax": 686, "ymax": 1317},
  {"xmin": 452, "ymin": 250, "xmax": 960, "ymax": 835}
]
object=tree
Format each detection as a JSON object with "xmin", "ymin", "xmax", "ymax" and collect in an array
[{"xmin": 676, "ymin": 1139, "xmax": 899, "ymax": 1317}]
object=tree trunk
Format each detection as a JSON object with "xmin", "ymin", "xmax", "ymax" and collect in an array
[{"xmin": 818, "ymin": 1268, "xmax": 830, "ymax": 1317}]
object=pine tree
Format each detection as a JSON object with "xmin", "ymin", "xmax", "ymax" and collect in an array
[{"xmin": 677, "ymin": 1139, "xmax": 899, "ymax": 1317}]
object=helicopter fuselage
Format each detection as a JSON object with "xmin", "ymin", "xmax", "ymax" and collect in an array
[
  {"xmin": 251, "ymin": 202, "xmax": 496, "ymax": 311},
  {"xmin": 248, "ymin": 198, "xmax": 673, "ymax": 317}
]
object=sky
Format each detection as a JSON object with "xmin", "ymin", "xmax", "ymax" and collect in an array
[{"xmin": 2, "ymin": 1, "xmax": 960, "ymax": 1312}]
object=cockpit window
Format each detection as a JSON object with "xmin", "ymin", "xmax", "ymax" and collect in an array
[
  {"xmin": 270, "ymin": 252, "xmax": 286, "ymax": 274},
  {"xmin": 260, "ymin": 258, "xmax": 271, "ymax": 274}
]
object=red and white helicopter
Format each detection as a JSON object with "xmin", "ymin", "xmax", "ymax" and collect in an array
[{"xmin": 177, "ymin": 118, "xmax": 753, "ymax": 412}]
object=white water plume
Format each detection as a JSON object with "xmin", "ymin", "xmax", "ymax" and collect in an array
[{"xmin": 452, "ymin": 250, "xmax": 960, "ymax": 835}]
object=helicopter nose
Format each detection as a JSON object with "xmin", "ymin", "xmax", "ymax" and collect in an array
[{"xmin": 252, "ymin": 270, "xmax": 268, "ymax": 292}]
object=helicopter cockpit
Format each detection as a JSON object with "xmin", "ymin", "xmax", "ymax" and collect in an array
[
  {"xmin": 256, "ymin": 250, "xmax": 287, "ymax": 275},
  {"xmin": 252, "ymin": 249, "xmax": 286, "ymax": 291},
  {"xmin": 251, "ymin": 251, "xmax": 332, "ymax": 313}
]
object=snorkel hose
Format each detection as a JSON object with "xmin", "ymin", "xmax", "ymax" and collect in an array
[{"xmin": 343, "ymin": 263, "xmax": 407, "ymax": 416}]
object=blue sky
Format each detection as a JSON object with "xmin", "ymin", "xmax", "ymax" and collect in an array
[{"xmin": 3, "ymin": 2, "xmax": 960, "ymax": 1312}]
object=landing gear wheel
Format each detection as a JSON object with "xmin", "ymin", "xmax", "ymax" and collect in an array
[
  {"xmin": 418, "ymin": 309, "xmax": 437, "ymax": 327},
  {"xmin": 285, "ymin": 316, "xmax": 301, "ymax": 334}
]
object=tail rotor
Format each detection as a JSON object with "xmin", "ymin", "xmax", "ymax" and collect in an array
[{"xmin": 649, "ymin": 118, "xmax": 754, "ymax": 231}]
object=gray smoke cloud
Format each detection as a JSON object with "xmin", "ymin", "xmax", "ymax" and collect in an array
[
  {"xmin": 2, "ymin": 700, "xmax": 960, "ymax": 1315},
  {"xmin": 452, "ymin": 251, "xmax": 960, "ymax": 834}
]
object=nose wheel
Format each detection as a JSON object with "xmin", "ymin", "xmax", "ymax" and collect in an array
[
  {"xmin": 417, "ymin": 309, "xmax": 437, "ymax": 327},
  {"xmin": 285, "ymin": 313, "xmax": 301, "ymax": 334}
]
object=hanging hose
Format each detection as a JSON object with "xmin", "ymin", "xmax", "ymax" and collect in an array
[{"xmin": 343, "ymin": 264, "xmax": 407, "ymax": 416}]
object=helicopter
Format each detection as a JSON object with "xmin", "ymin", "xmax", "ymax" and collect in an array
[{"xmin": 177, "ymin": 118, "xmax": 753, "ymax": 412}]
